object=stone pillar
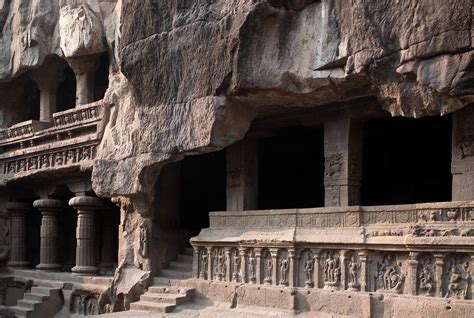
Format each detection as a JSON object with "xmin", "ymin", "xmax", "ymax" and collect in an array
[
  {"xmin": 407, "ymin": 252, "xmax": 419, "ymax": 295},
  {"xmin": 452, "ymin": 105, "xmax": 474, "ymax": 200},
  {"xmin": 33, "ymin": 199, "xmax": 64, "ymax": 271},
  {"xmin": 192, "ymin": 247, "xmax": 199, "ymax": 279},
  {"xmin": 207, "ymin": 248, "xmax": 213, "ymax": 281},
  {"xmin": 99, "ymin": 207, "xmax": 117, "ymax": 270},
  {"xmin": 255, "ymin": 248, "xmax": 262, "ymax": 284},
  {"xmin": 434, "ymin": 254, "xmax": 444, "ymax": 297},
  {"xmin": 239, "ymin": 247, "xmax": 246, "ymax": 283},
  {"xmin": 358, "ymin": 250, "xmax": 369, "ymax": 292},
  {"xmin": 226, "ymin": 248, "xmax": 233, "ymax": 282},
  {"xmin": 7, "ymin": 202, "xmax": 30, "ymax": 268},
  {"xmin": 324, "ymin": 115, "xmax": 362, "ymax": 207},
  {"xmin": 270, "ymin": 249, "xmax": 278, "ymax": 286},
  {"xmin": 66, "ymin": 56, "xmax": 98, "ymax": 106},
  {"xmin": 312, "ymin": 249, "xmax": 321, "ymax": 288},
  {"xmin": 69, "ymin": 196, "xmax": 102, "ymax": 275},
  {"xmin": 226, "ymin": 138, "xmax": 259, "ymax": 211},
  {"xmin": 340, "ymin": 250, "xmax": 348, "ymax": 290}
]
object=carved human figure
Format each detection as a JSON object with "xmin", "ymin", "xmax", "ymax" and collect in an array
[
  {"xmin": 279, "ymin": 256, "xmax": 289, "ymax": 285},
  {"xmin": 419, "ymin": 266, "xmax": 434, "ymax": 296},
  {"xmin": 248, "ymin": 250, "xmax": 256, "ymax": 283},
  {"xmin": 41, "ymin": 155, "xmax": 50, "ymax": 168},
  {"xmin": 232, "ymin": 249, "xmax": 240, "ymax": 281},
  {"xmin": 377, "ymin": 254, "xmax": 404, "ymax": 293},
  {"xmin": 138, "ymin": 224, "xmax": 149, "ymax": 258},
  {"xmin": 445, "ymin": 260, "xmax": 470, "ymax": 299},
  {"xmin": 348, "ymin": 254, "xmax": 360, "ymax": 289},
  {"xmin": 263, "ymin": 252, "xmax": 273, "ymax": 284},
  {"xmin": 324, "ymin": 252, "xmax": 340, "ymax": 286},
  {"xmin": 304, "ymin": 254, "xmax": 314, "ymax": 287},
  {"xmin": 199, "ymin": 251, "xmax": 208, "ymax": 279}
]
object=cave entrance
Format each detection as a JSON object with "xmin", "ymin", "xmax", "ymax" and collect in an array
[
  {"xmin": 257, "ymin": 126, "xmax": 325, "ymax": 209},
  {"xmin": 361, "ymin": 115, "xmax": 452, "ymax": 205}
]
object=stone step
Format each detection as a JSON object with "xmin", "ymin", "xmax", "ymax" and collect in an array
[
  {"xmin": 160, "ymin": 269, "xmax": 192, "ymax": 280},
  {"xmin": 24, "ymin": 292, "xmax": 48, "ymax": 302},
  {"xmin": 17, "ymin": 299, "xmax": 41, "ymax": 310},
  {"xmin": 183, "ymin": 247, "xmax": 194, "ymax": 256},
  {"xmin": 176, "ymin": 254, "xmax": 193, "ymax": 263},
  {"xmin": 129, "ymin": 301, "xmax": 176, "ymax": 313},
  {"xmin": 148, "ymin": 286, "xmax": 191, "ymax": 295},
  {"xmin": 140, "ymin": 292, "xmax": 190, "ymax": 305},
  {"xmin": 169, "ymin": 260, "xmax": 192, "ymax": 271},
  {"xmin": 152, "ymin": 277, "xmax": 184, "ymax": 287},
  {"xmin": 10, "ymin": 305, "xmax": 32, "ymax": 317},
  {"xmin": 30, "ymin": 286, "xmax": 51, "ymax": 295}
]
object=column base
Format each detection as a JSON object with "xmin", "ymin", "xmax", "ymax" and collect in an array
[
  {"xmin": 71, "ymin": 265, "xmax": 99, "ymax": 275},
  {"xmin": 8, "ymin": 261, "xmax": 30, "ymax": 268},
  {"xmin": 36, "ymin": 263, "xmax": 62, "ymax": 271}
]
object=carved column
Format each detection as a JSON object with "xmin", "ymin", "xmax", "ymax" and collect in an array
[
  {"xmin": 434, "ymin": 254, "xmax": 444, "ymax": 297},
  {"xmin": 69, "ymin": 196, "xmax": 102, "ymax": 275},
  {"xmin": 99, "ymin": 207, "xmax": 117, "ymax": 270},
  {"xmin": 358, "ymin": 250, "xmax": 369, "ymax": 292},
  {"xmin": 207, "ymin": 247, "xmax": 213, "ymax": 281},
  {"xmin": 7, "ymin": 202, "xmax": 30, "ymax": 268},
  {"xmin": 192, "ymin": 247, "xmax": 199, "ymax": 279},
  {"xmin": 324, "ymin": 115, "xmax": 362, "ymax": 207},
  {"xmin": 33, "ymin": 199, "xmax": 64, "ymax": 271},
  {"xmin": 30, "ymin": 61, "xmax": 65, "ymax": 122},
  {"xmin": 239, "ymin": 247, "xmax": 246, "ymax": 283},
  {"xmin": 255, "ymin": 248, "xmax": 262, "ymax": 284},
  {"xmin": 312, "ymin": 249, "xmax": 321, "ymax": 288},
  {"xmin": 225, "ymin": 248, "xmax": 232, "ymax": 282},
  {"xmin": 226, "ymin": 138, "xmax": 259, "ymax": 211},
  {"xmin": 289, "ymin": 249, "xmax": 296, "ymax": 287},
  {"xmin": 407, "ymin": 252, "xmax": 419, "ymax": 295},
  {"xmin": 270, "ymin": 249, "xmax": 278, "ymax": 286},
  {"xmin": 340, "ymin": 250, "xmax": 349, "ymax": 290},
  {"xmin": 66, "ymin": 56, "xmax": 98, "ymax": 106}
]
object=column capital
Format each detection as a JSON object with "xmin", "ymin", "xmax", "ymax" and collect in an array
[
  {"xmin": 6, "ymin": 202, "xmax": 30, "ymax": 213},
  {"xmin": 33, "ymin": 199, "xmax": 64, "ymax": 210},
  {"xmin": 69, "ymin": 196, "xmax": 103, "ymax": 211}
]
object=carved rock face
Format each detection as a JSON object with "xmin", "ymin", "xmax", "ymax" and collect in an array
[{"xmin": 59, "ymin": 4, "xmax": 106, "ymax": 58}]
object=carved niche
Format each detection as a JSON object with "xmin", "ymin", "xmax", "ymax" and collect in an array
[
  {"xmin": 320, "ymin": 250, "xmax": 341, "ymax": 289},
  {"xmin": 443, "ymin": 254, "xmax": 471, "ymax": 299},
  {"xmin": 198, "ymin": 248, "xmax": 208, "ymax": 280},
  {"xmin": 374, "ymin": 253, "xmax": 405, "ymax": 294},
  {"xmin": 298, "ymin": 249, "xmax": 314, "ymax": 288},
  {"xmin": 277, "ymin": 249, "xmax": 290, "ymax": 286},
  {"xmin": 70, "ymin": 291, "xmax": 99, "ymax": 315},
  {"xmin": 246, "ymin": 248, "xmax": 257, "ymax": 284},
  {"xmin": 261, "ymin": 248, "xmax": 273, "ymax": 285},
  {"xmin": 346, "ymin": 252, "xmax": 361, "ymax": 291},
  {"xmin": 231, "ymin": 248, "xmax": 240, "ymax": 282},
  {"xmin": 212, "ymin": 248, "xmax": 226, "ymax": 281},
  {"xmin": 417, "ymin": 254, "xmax": 436, "ymax": 296}
]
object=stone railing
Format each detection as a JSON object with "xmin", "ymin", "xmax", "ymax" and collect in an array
[
  {"xmin": 191, "ymin": 202, "xmax": 474, "ymax": 300},
  {"xmin": 0, "ymin": 101, "xmax": 108, "ymax": 177}
]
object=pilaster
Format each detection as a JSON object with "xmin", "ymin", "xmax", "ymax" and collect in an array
[
  {"xmin": 434, "ymin": 253, "xmax": 444, "ymax": 297},
  {"xmin": 358, "ymin": 250, "xmax": 369, "ymax": 292},
  {"xmin": 407, "ymin": 252, "xmax": 419, "ymax": 295}
]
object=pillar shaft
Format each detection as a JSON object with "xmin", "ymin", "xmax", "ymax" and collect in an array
[
  {"xmin": 434, "ymin": 254, "xmax": 444, "ymax": 297},
  {"xmin": 66, "ymin": 56, "xmax": 98, "ymax": 106},
  {"xmin": 69, "ymin": 196, "xmax": 102, "ymax": 275},
  {"xmin": 358, "ymin": 251, "xmax": 368, "ymax": 292},
  {"xmin": 407, "ymin": 252, "xmax": 419, "ymax": 295},
  {"xmin": 34, "ymin": 199, "xmax": 64, "ymax": 271},
  {"xmin": 226, "ymin": 138, "xmax": 259, "ymax": 211},
  {"xmin": 7, "ymin": 202, "xmax": 30, "ymax": 268},
  {"xmin": 324, "ymin": 115, "xmax": 362, "ymax": 207}
]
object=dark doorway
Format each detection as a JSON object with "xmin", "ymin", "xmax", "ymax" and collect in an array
[
  {"xmin": 56, "ymin": 65, "xmax": 76, "ymax": 112},
  {"xmin": 22, "ymin": 79, "xmax": 40, "ymax": 121},
  {"xmin": 258, "ymin": 127, "xmax": 325, "ymax": 209},
  {"xmin": 93, "ymin": 53, "xmax": 109, "ymax": 102},
  {"xmin": 361, "ymin": 115, "xmax": 452, "ymax": 205},
  {"xmin": 179, "ymin": 150, "xmax": 227, "ymax": 235}
]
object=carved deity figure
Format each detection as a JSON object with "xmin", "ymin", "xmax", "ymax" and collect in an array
[
  {"xmin": 348, "ymin": 254, "xmax": 360, "ymax": 290},
  {"xmin": 138, "ymin": 224, "xmax": 149, "ymax": 258},
  {"xmin": 445, "ymin": 260, "xmax": 470, "ymax": 299},
  {"xmin": 279, "ymin": 256, "xmax": 289, "ymax": 286},
  {"xmin": 41, "ymin": 155, "xmax": 50, "ymax": 168},
  {"xmin": 324, "ymin": 252, "xmax": 340, "ymax": 287},
  {"xmin": 376, "ymin": 254, "xmax": 404, "ymax": 293},
  {"xmin": 304, "ymin": 254, "xmax": 314, "ymax": 287},
  {"xmin": 248, "ymin": 250, "xmax": 256, "ymax": 283},
  {"xmin": 263, "ymin": 252, "xmax": 273, "ymax": 284},
  {"xmin": 419, "ymin": 266, "xmax": 434, "ymax": 296},
  {"xmin": 232, "ymin": 249, "xmax": 240, "ymax": 281}
]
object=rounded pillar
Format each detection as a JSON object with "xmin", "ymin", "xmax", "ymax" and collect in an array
[
  {"xmin": 7, "ymin": 202, "xmax": 30, "ymax": 268},
  {"xmin": 69, "ymin": 196, "xmax": 102, "ymax": 275},
  {"xmin": 33, "ymin": 199, "xmax": 64, "ymax": 271}
]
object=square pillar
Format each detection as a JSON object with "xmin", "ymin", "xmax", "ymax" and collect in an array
[
  {"xmin": 407, "ymin": 252, "xmax": 419, "ymax": 295},
  {"xmin": 239, "ymin": 247, "xmax": 247, "ymax": 283},
  {"xmin": 324, "ymin": 115, "xmax": 362, "ymax": 207},
  {"xmin": 434, "ymin": 254, "xmax": 444, "ymax": 297},
  {"xmin": 226, "ymin": 138, "xmax": 258, "ymax": 211},
  {"xmin": 452, "ymin": 105, "xmax": 474, "ymax": 200},
  {"xmin": 358, "ymin": 250, "xmax": 369, "ymax": 292}
]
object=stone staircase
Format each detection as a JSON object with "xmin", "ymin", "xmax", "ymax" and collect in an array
[
  {"xmin": 10, "ymin": 285, "xmax": 63, "ymax": 318},
  {"xmin": 130, "ymin": 247, "xmax": 195, "ymax": 313}
]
